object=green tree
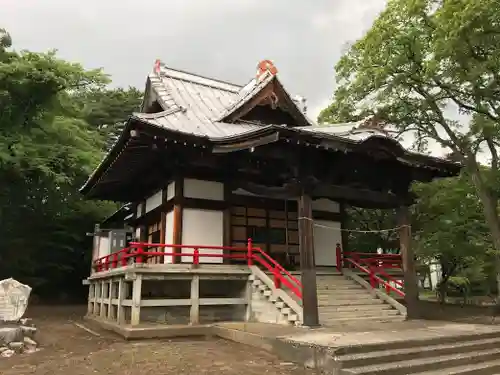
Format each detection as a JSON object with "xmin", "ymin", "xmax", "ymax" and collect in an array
[
  {"xmin": 0, "ymin": 29, "xmax": 118, "ymax": 299},
  {"xmin": 413, "ymin": 174, "xmax": 492, "ymax": 303},
  {"xmin": 72, "ymin": 87, "xmax": 143, "ymax": 150},
  {"xmin": 319, "ymin": 0, "xmax": 500, "ymax": 297}
]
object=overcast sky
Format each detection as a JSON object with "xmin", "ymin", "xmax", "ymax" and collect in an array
[{"xmin": 0, "ymin": 0, "xmax": 387, "ymax": 119}]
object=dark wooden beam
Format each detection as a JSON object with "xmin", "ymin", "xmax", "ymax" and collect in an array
[
  {"xmin": 298, "ymin": 191, "xmax": 320, "ymax": 327},
  {"xmin": 223, "ymin": 184, "xmax": 232, "ymax": 264},
  {"xmin": 398, "ymin": 205, "xmax": 419, "ymax": 319},
  {"xmin": 172, "ymin": 176, "xmax": 184, "ymax": 263},
  {"xmin": 159, "ymin": 188, "xmax": 167, "ymax": 264},
  {"xmin": 339, "ymin": 203, "xmax": 349, "ymax": 252},
  {"xmin": 313, "ymin": 184, "xmax": 413, "ymax": 208}
]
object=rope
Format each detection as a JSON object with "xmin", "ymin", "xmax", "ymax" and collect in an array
[{"xmin": 297, "ymin": 216, "xmax": 410, "ymax": 233}]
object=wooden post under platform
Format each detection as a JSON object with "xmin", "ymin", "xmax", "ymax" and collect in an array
[
  {"xmin": 398, "ymin": 205, "xmax": 420, "ymax": 319},
  {"xmin": 298, "ymin": 192, "xmax": 320, "ymax": 327}
]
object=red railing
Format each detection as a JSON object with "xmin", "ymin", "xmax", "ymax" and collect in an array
[
  {"xmin": 335, "ymin": 243, "xmax": 404, "ymax": 297},
  {"xmin": 92, "ymin": 239, "xmax": 303, "ymax": 300},
  {"xmin": 344, "ymin": 257, "xmax": 405, "ymax": 298},
  {"xmin": 335, "ymin": 244, "xmax": 403, "ymax": 272}
]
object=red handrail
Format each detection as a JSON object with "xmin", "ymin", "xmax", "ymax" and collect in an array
[
  {"xmin": 92, "ymin": 239, "xmax": 303, "ymax": 300},
  {"xmin": 250, "ymin": 247, "xmax": 302, "ymax": 299},
  {"xmin": 336, "ymin": 244, "xmax": 403, "ymax": 273},
  {"xmin": 344, "ymin": 257, "xmax": 405, "ymax": 298}
]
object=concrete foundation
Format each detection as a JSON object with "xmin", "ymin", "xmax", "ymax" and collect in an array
[{"xmin": 86, "ymin": 264, "xmax": 251, "ymax": 326}]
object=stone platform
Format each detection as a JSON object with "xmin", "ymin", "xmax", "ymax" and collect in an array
[{"xmin": 85, "ymin": 316, "xmax": 500, "ymax": 374}]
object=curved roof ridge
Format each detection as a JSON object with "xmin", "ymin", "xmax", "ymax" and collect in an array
[
  {"xmin": 132, "ymin": 107, "xmax": 185, "ymax": 120},
  {"xmin": 158, "ymin": 64, "xmax": 242, "ymax": 93}
]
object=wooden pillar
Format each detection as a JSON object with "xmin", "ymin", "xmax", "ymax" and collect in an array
[
  {"xmin": 92, "ymin": 282, "xmax": 99, "ymax": 316},
  {"xmin": 398, "ymin": 205, "xmax": 419, "ymax": 319},
  {"xmin": 222, "ymin": 183, "xmax": 232, "ymax": 264},
  {"xmin": 91, "ymin": 224, "xmax": 100, "ymax": 276},
  {"xmin": 107, "ymin": 280, "xmax": 113, "ymax": 320},
  {"xmin": 99, "ymin": 281, "xmax": 106, "ymax": 319},
  {"xmin": 159, "ymin": 189, "xmax": 167, "ymax": 264},
  {"xmin": 117, "ymin": 278, "xmax": 127, "ymax": 325},
  {"xmin": 298, "ymin": 192, "xmax": 320, "ymax": 327},
  {"xmin": 130, "ymin": 274, "xmax": 143, "ymax": 326},
  {"xmin": 339, "ymin": 203, "xmax": 349, "ymax": 254},
  {"xmin": 87, "ymin": 283, "xmax": 93, "ymax": 316},
  {"xmin": 172, "ymin": 177, "xmax": 184, "ymax": 263},
  {"xmin": 190, "ymin": 275, "xmax": 200, "ymax": 324}
]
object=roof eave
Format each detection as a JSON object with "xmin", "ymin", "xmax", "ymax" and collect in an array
[{"xmin": 79, "ymin": 118, "xmax": 135, "ymax": 196}]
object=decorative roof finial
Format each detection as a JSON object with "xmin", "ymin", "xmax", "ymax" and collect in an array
[
  {"xmin": 256, "ymin": 60, "xmax": 278, "ymax": 80},
  {"xmin": 154, "ymin": 59, "xmax": 161, "ymax": 74},
  {"xmin": 360, "ymin": 114, "xmax": 386, "ymax": 131}
]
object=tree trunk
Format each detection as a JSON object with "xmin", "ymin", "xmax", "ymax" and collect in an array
[
  {"xmin": 467, "ymin": 160, "xmax": 500, "ymax": 301},
  {"xmin": 437, "ymin": 281, "xmax": 447, "ymax": 304}
]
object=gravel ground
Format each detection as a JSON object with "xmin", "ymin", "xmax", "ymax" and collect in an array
[{"xmin": 0, "ymin": 306, "xmax": 312, "ymax": 375}]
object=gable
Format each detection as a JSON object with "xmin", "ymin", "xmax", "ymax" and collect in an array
[{"xmin": 217, "ymin": 61, "xmax": 311, "ymax": 127}]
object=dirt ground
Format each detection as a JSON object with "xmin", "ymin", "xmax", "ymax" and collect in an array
[{"xmin": 0, "ymin": 306, "xmax": 311, "ymax": 375}]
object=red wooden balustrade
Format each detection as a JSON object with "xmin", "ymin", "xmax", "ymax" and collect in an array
[
  {"xmin": 335, "ymin": 243, "xmax": 405, "ymax": 297},
  {"xmin": 93, "ymin": 238, "xmax": 303, "ymax": 300}
]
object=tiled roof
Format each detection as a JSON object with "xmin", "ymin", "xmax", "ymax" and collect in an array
[
  {"xmin": 80, "ymin": 63, "xmax": 460, "ymax": 196},
  {"xmin": 297, "ymin": 121, "xmax": 390, "ymax": 142},
  {"xmin": 141, "ymin": 63, "xmax": 389, "ymax": 143},
  {"xmin": 215, "ymin": 71, "xmax": 275, "ymax": 122},
  {"xmin": 142, "ymin": 63, "xmax": 315, "ymax": 138}
]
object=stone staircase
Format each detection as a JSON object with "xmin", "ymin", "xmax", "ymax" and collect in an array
[
  {"xmin": 248, "ymin": 266, "xmax": 302, "ymax": 326},
  {"xmin": 338, "ymin": 331, "xmax": 500, "ymax": 374},
  {"xmin": 311, "ymin": 272, "xmax": 404, "ymax": 326},
  {"xmin": 249, "ymin": 267, "xmax": 405, "ymax": 327}
]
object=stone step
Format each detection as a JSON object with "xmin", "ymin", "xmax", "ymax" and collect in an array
[
  {"xmin": 318, "ymin": 289, "xmax": 372, "ymax": 296},
  {"xmin": 318, "ymin": 293, "xmax": 381, "ymax": 303},
  {"xmin": 317, "ymin": 285, "xmax": 364, "ymax": 291},
  {"xmin": 316, "ymin": 278, "xmax": 358, "ymax": 284},
  {"xmin": 340, "ymin": 336, "xmax": 500, "ymax": 369},
  {"xmin": 413, "ymin": 358, "xmax": 500, "ymax": 374},
  {"xmin": 317, "ymin": 289, "xmax": 369, "ymax": 297},
  {"xmin": 318, "ymin": 298, "xmax": 384, "ymax": 306},
  {"xmin": 322, "ymin": 315, "xmax": 405, "ymax": 326},
  {"xmin": 319, "ymin": 304, "xmax": 393, "ymax": 313},
  {"xmin": 341, "ymin": 347, "xmax": 500, "ymax": 375},
  {"xmin": 336, "ymin": 330, "xmax": 500, "ymax": 356},
  {"xmin": 321, "ymin": 309, "xmax": 400, "ymax": 320}
]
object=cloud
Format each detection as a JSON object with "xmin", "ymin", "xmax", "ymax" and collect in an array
[{"xmin": 0, "ymin": 0, "xmax": 387, "ymax": 121}]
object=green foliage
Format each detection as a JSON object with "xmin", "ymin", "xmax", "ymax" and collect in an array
[
  {"xmin": 321, "ymin": 0, "xmax": 500, "ymax": 298},
  {"xmin": 345, "ymin": 207, "xmax": 398, "ymax": 252},
  {"xmin": 413, "ymin": 174, "xmax": 492, "ymax": 298},
  {"xmin": 346, "ymin": 174, "xmax": 495, "ymax": 302},
  {"xmin": 72, "ymin": 87, "xmax": 143, "ymax": 149},
  {"xmin": 0, "ymin": 29, "xmax": 133, "ymax": 300}
]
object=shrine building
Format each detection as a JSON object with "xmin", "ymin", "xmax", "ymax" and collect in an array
[{"xmin": 81, "ymin": 60, "xmax": 460, "ymax": 330}]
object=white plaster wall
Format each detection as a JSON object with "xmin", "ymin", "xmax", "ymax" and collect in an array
[
  {"xmin": 164, "ymin": 210, "xmax": 175, "ymax": 264},
  {"xmin": 134, "ymin": 227, "xmax": 141, "ymax": 241},
  {"xmin": 145, "ymin": 190, "xmax": 163, "ymax": 213},
  {"xmin": 136, "ymin": 203, "xmax": 143, "ymax": 218},
  {"xmin": 184, "ymin": 179, "xmax": 223, "ymax": 200},
  {"xmin": 313, "ymin": 220, "xmax": 341, "ymax": 266},
  {"xmin": 97, "ymin": 235, "xmax": 110, "ymax": 259},
  {"xmin": 166, "ymin": 181, "xmax": 175, "ymax": 201},
  {"xmin": 312, "ymin": 198, "xmax": 340, "ymax": 213},
  {"xmin": 181, "ymin": 208, "xmax": 223, "ymax": 263}
]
